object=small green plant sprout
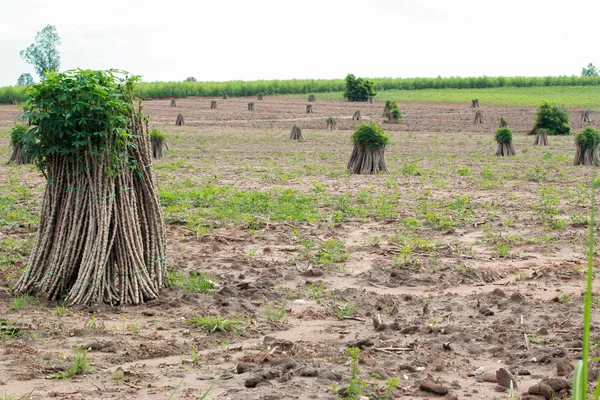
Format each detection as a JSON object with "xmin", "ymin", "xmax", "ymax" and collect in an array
[
  {"xmin": 531, "ymin": 100, "xmax": 570, "ymax": 136},
  {"xmin": 574, "ymin": 127, "xmax": 600, "ymax": 166},
  {"xmin": 213, "ymin": 339, "xmax": 229, "ymax": 351},
  {"xmin": 52, "ymin": 348, "xmax": 90, "ymax": 379},
  {"xmin": 264, "ymin": 303, "xmax": 287, "ymax": 322},
  {"xmin": 290, "ymin": 125, "xmax": 304, "ymax": 141},
  {"xmin": 499, "ymin": 116, "xmax": 508, "ymax": 128},
  {"xmin": 384, "ymin": 101, "xmax": 402, "ymax": 123},
  {"xmin": 556, "ymin": 291, "xmax": 571, "ymax": 304},
  {"xmin": 188, "ymin": 315, "xmax": 245, "ymax": 333},
  {"xmin": 189, "ymin": 344, "xmax": 201, "ymax": 365},
  {"xmin": 458, "ymin": 265, "xmax": 469, "ymax": 276},
  {"xmin": 167, "ymin": 270, "xmax": 215, "ymax": 293},
  {"xmin": 55, "ymin": 305, "xmax": 67, "ymax": 317},
  {"xmin": 341, "ymin": 347, "xmax": 367, "ymax": 398},
  {"xmin": 335, "ymin": 302, "xmax": 357, "ymax": 320},
  {"xmin": 348, "ymin": 122, "xmax": 389, "ymax": 174},
  {"xmin": 150, "ymin": 127, "xmax": 168, "ymax": 159},
  {"xmin": 314, "ymin": 238, "xmax": 348, "ymax": 267},
  {"xmin": 9, "ymin": 294, "xmax": 32, "ymax": 310},
  {"xmin": 306, "ymin": 282, "xmax": 326, "ymax": 301},
  {"xmin": 474, "ymin": 110, "xmax": 483, "ymax": 124},
  {"xmin": 495, "ymin": 127, "xmax": 516, "ymax": 156},
  {"xmin": 457, "ymin": 166, "xmax": 471, "ymax": 176},
  {"xmin": 8, "ymin": 123, "xmax": 30, "ymax": 165},
  {"xmin": 326, "ymin": 116, "xmax": 337, "ymax": 131},
  {"xmin": 533, "ymin": 127, "xmax": 549, "ymax": 146}
]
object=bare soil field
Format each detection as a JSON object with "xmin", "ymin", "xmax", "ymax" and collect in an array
[{"xmin": 1, "ymin": 95, "xmax": 600, "ymax": 400}]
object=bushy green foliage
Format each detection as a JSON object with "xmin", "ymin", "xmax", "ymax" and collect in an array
[
  {"xmin": 351, "ymin": 122, "xmax": 389, "ymax": 149},
  {"xmin": 533, "ymin": 101, "xmax": 570, "ymax": 136},
  {"xmin": 343, "ymin": 74, "xmax": 377, "ymax": 102},
  {"xmin": 17, "ymin": 73, "xmax": 34, "ymax": 86},
  {"xmin": 9, "ymin": 124, "xmax": 28, "ymax": 147},
  {"xmin": 4, "ymin": 75, "xmax": 600, "ymax": 104},
  {"xmin": 184, "ymin": 76, "xmax": 197, "ymax": 82},
  {"xmin": 495, "ymin": 128, "xmax": 513, "ymax": 144},
  {"xmin": 582, "ymin": 63, "xmax": 599, "ymax": 77},
  {"xmin": 20, "ymin": 25, "xmax": 61, "ymax": 80},
  {"xmin": 150, "ymin": 127, "xmax": 167, "ymax": 143},
  {"xmin": 385, "ymin": 101, "xmax": 402, "ymax": 121},
  {"xmin": 575, "ymin": 127, "xmax": 600, "ymax": 150},
  {"xmin": 21, "ymin": 69, "xmax": 140, "ymax": 173}
]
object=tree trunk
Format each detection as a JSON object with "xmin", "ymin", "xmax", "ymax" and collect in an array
[
  {"xmin": 170, "ymin": 99, "xmax": 176, "ymax": 107},
  {"xmin": 495, "ymin": 141, "xmax": 516, "ymax": 156},
  {"xmin": 347, "ymin": 144, "xmax": 388, "ymax": 174},
  {"xmin": 533, "ymin": 131, "xmax": 548, "ymax": 146},
  {"xmin": 175, "ymin": 114, "xmax": 185, "ymax": 126},
  {"xmin": 290, "ymin": 126, "xmax": 304, "ymax": 141},
  {"xmin": 248, "ymin": 103, "xmax": 254, "ymax": 111},
  {"xmin": 471, "ymin": 99, "xmax": 479, "ymax": 108},
  {"xmin": 306, "ymin": 104, "xmax": 313, "ymax": 113},
  {"xmin": 211, "ymin": 100, "xmax": 217, "ymax": 109},
  {"xmin": 308, "ymin": 95, "xmax": 315, "ymax": 102},
  {"xmin": 574, "ymin": 143, "xmax": 600, "ymax": 166},
  {"xmin": 352, "ymin": 110, "xmax": 361, "ymax": 121},
  {"xmin": 367, "ymin": 96, "xmax": 374, "ymax": 104}
]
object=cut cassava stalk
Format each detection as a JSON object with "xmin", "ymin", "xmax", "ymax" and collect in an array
[
  {"xmin": 367, "ymin": 96, "xmax": 374, "ymax": 104},
  {"xmin": 257, "ymin": 93, "xmax": 264, "ymax": 100},
  {"xmin": 326, "ymin": 116, "xmax": 337, "ymax": 131},
  {"xmin": 175, "ymin": 113, "xmax": 185, "ymax": 126},
  {"xmin": 211, "ymin": 100, "xmax": 217, "ymax": 109},
  {"xmin": 308, "ymin": 94, "xmax": 315, "ymax": 102},
  {"xmin": 474, "ymin": 110, "xmax": 483, "ymax": 124},
  {"xmin": 574, "ymin": 127, "xmax": 600, "ymax": 166},
  {"xmin": 223, "ymin": 92, "xmax": 228, "ymax": 99},
  {"xmin": 347, "ymin": 122, "xmax": 389, "ymax": 174},
  {"xmin": 170, "ymin": 99, "xmax": 176, "ymax": 107},
  {"xmin": 248, "ymin": 102, "xmax": 254, "ymax": 111},
  {"xmin": 8, "ymin": 124, "xmax": 30, "ymax": 165},
  {"xmin": 471, "ymin": 99, "xmax": 479, "ymax": 108},
  {"xmin": 352, "ymin": 110, "xmax": 361, "ymax": 120},
  {"xmin": 499, "ymin": 117, "xmax": 508, "ymax": 128},
  {"xmin": 533, "ymin": 129, "xmax": 549, "ymax": 146},
  {"xmin": 495, "ymin": 127, "xmax": 516, "ymax": 156},
  {"xmin": 306, "ymin": 104, "xmax": 313, "ymax": 113},
  {"xmin": 581, "ymin": 110, "xmax": 591, "ymax": 123},
  {"xmin": 150, "ymin": 128, "xmax": 168, "ymax": 159},
  {"xmin": 14, "ymin": 69, "xmax": 167, "ymax": 306},
  {"xmin": 290, "ymin": 125, "xmax": 304, "ymax": 141}
]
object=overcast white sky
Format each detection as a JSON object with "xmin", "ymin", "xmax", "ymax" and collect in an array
[{"xmin": 1, "ymin": 0, "xmax": 598, "ymax": 86}]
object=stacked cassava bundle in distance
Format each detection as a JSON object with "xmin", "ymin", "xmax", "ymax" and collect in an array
[{"xmin": 14, "ymin": 69, "xmax": 167, "ymax": 306}]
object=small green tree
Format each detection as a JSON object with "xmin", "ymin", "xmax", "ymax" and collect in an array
[
  {"xmin": 532, "ymin": 101, "xmax": 570, "ymax": 136},
  {"xmin": 184, "ymin": 77, "xmax": 197, "ymax": 82},
  {"xmin": 343, "ymin": 74, "xmax": 376, "ymax": 102},
  {"xmin": 384, "ymin": 101, "xmax": 402, "ymax": 123},
  {"xmin": 347, "ymin": 122, "xmax": 389, "ymax": 174},
  {"xmin": 495, "ymin": 128, "xmax": 516, "ymax": 156},
  {"xmin": 17, "ymin": 73, "xmax": 34, "ymax": 86},
  {"xmin": 581, "ymin": 63, "xmax": 599, "ymax": 77},
  {"xmin": 574, "ymin": 127, "xmax": 600, "ymax": 166},
  {"xmin": 20, "ymin": 25, "xmax": 61, "ymax": 80},
  {"xmin": 8, "ymin": 123, "xmax": 30, "ymax": 164}
]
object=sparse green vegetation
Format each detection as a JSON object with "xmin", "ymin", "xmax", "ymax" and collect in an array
[
  {"xmin": 167, "ymin": 270, "xmax": 215, "ymax": 293},
  {"xmin": 188, "ymin": 315, "xmax": 245, "ymax": 333},
  {"xmin": 52, "ymin": 348, "xmax": 90, "ymax": 379}
]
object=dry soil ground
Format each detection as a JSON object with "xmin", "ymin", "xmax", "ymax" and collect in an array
[{"xmin": 1, "ymin": 96, "xmax": 600, "ymax": 400}]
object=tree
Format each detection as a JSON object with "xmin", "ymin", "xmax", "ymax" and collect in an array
[
  {"xmin": 20, "ymin": 25, "xmax": 61, "ymax": 80},
  {"xmin": 581, "ymin": 63, "xmax": 599, "ymax": 77},
  {"xmin": 531, "ymin": 101, "xmax": 570, "ymax": 136},
  {"xmin": 184, "ymin": 76, "xmax": 197, "ymax": 82},
  {"xmin": 17, "ymin": 73, "xmax": 34, "ymax": 86},
  {"xmin": 343, "ymin": 73, "xmax": 376, "ymax": 102}
]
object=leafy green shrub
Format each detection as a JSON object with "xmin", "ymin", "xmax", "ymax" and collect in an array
[
  {"xmin": 150, "ymin": 127, "xmax": 167, "ymax": 142},
  {"xmin": 343, "ymin": 73, "xmax": 376, "ymax": 102},
  {"xmin": 495, "ymin": 128, "xmax": 513, "ymax": 144},
  {"xmin": 532, "ymin": 101, "xmax": 570, "ymax": 135},
  {"xmin": 384, "ymin": 101, "xmax": 402, "ymax": 122},
  {"xmin": 351, "ymin": 122, "xmax": 389, "ymax": 150},
  {"xmin": 9, "ymin": 124, "xmax": 28, "ymax": 147},
  {"xmin": 576, "ymin": 127, "xmax": 600, "ymax": 150}
]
